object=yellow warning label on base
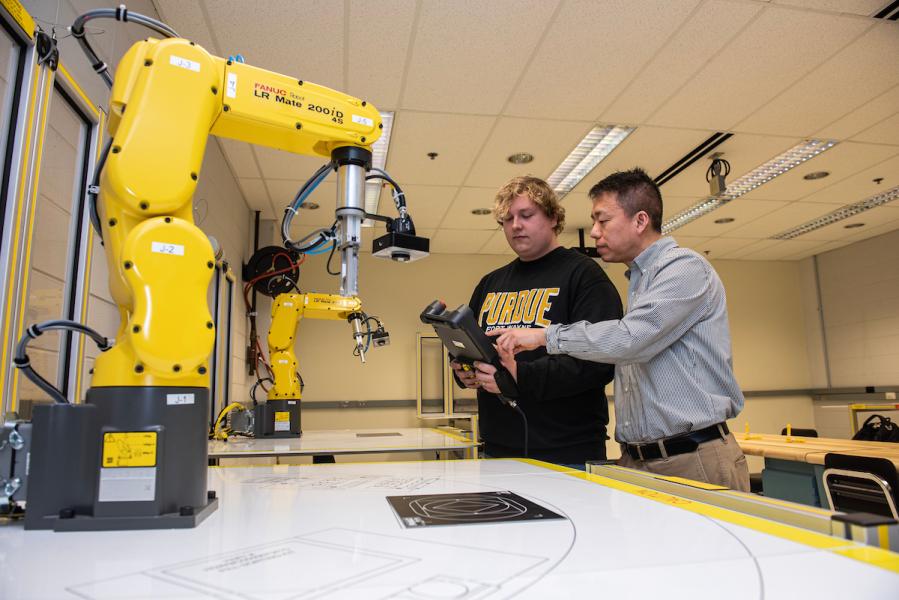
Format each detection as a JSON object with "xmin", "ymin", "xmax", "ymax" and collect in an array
[
  {"xmin": 102, "ymin": 432, "xmax": 157, "ymax": 467},
  {"xmin": 274, "ymin": 411, "xmax": 290, "ymax": 422}
]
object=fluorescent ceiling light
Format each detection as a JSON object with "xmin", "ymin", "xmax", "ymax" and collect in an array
[
  {"xmin": 770, "ymin": 185, "xmax": 899, "ymax": 240},
  {"xmin": 662, "ymin": 139, "xmax": 837, "ymax": 234},
  {"xmin": 363, "ymin": 111, "xmax": 394, "ymax": 226},
  {"xmin": 547, "ymin": 125, "xmax": 634, "ymax": 199}
]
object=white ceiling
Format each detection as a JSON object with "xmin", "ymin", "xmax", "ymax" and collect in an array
[{"xmin": 149, "ymin": 0, "xmax": 899, "ymax": 260}]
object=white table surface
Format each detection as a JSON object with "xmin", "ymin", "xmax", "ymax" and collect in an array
[
  {"xmin": 208, "ymin": 427, "xmax": 478, "ymax": 458},
  {"xmin": 2, "ymin": 459, "xmax": 897, "ymax": 599}
]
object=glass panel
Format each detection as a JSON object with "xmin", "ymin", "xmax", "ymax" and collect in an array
[
  {"xmin": 16, "ymin": 89, "xmax": 87, "ymax": 403},
  {"xmin": 0, "ymin": 26, "xmax": 21, "ymax": 233},
  {"xmin": 80, "ymin": 232, "xmax": 118, "ymax": 394}
]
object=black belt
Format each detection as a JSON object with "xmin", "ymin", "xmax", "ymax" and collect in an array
[{"xmin": 623, "ymin": 422, "xmax": 729, "ymax": 461}]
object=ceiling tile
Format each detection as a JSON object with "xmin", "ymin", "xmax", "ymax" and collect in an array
[
  {"xmin": 400, "ymin": 0, "xmax": 560, "ymax": 114},
  {"xmin": 797, "ymin": 153, "xmax": 899, "ymax": 204},
  {"xmin": 662, "ymin": 196, "xmax": 706, "ymax": 219},
  {"xmin": 386, "ymin": 112, "xmax": 496, "ymax": 186},
  {"xmin": 380, "ymin": 185, "xmax": 457, "ymax": 230},
  {"xmin": 853, "ymin": 111, "xmax": 899, "ymax": 145},
  {"xmin": 154, "ymin": 1, "xmax": 218, "ymax": 51},
  {"xmin": 658, "ymin": 134, "xmax": 800, "ymax": 198},
  {"xmin": 648, "ymin": 7, "xmax": 870, "ymax": 130},
  {"xmin": 506, "ymin": 0, "xmax": 701, "ymax": 120},
  {"xmin": 252, "ymin": 146, "xmax": 332, "ymax": 180},
  {"xmin": 735, "ymin": 23, "xmax": 899, "ymax": 136},
  {"xmin": 740, "ymin": 239, "xmax": 826, "ymax": 260},
  {"xmin": 603, "ymin": 0, "xmax": 762, "ymax": 124},
  {"xmin": 237, "ymin": 178, "xmax": 271, "ymax": 213},
  {"xmin": 218, "ymin": 139, "xmax": 261, "ymax": 178},
  {"xmin": 673, "ymin": 199, "xmax": 789, "ymax": 237},
  {"xmin": 720, "ymin": 238, "xmax": 780, "ymax": 259},
  {"xmin": 465, "ymin": 118, "xmax": 593, "ymax": 187},
  {"xmin": 741, "ymin": 141, "xmax": 899, "ymax": 202},
  {"xmin": 787, "ymin": 205, "xmax": 899, "ymax": 242},
  {"xmin": 346, "ymin": 0, "xmax": 417, "ymax": 109},
  {"xmin": 202, "ymin": 1, "xmax": 345, "ymax": 91},
  {"xmin": 670, "ymin": 235, "xmax": 714, "ymax": 254},
  {"xmin": 430, "ymin": 229, "xmax": 494, "ymax": 255},
  {"xmin": 692, "ymin": 237, "xmax": 760, "ymax": 259},
  {"xmin": 788, "ymin": 239, "xmax": 853, "ymax": 260},
  {"xmin": 816, "ymin": 84, "xmax": 899, "ymax": 140},
  {"xmin": 440, "ymin": 188, "xmax": 504, "ymax": 230},
  {"xmin": 840, "ymin": 215, "xmax": 899, "ymax": 244},
  {"xmin": 727, "ymin": 202, "xmax": 836, "ymax": 238}
]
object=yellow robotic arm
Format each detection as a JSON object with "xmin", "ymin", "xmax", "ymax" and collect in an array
[
  {"xmin": 6, "ymin": 6, "xmax": 424, "ymax": 531},
  {"xmin": 94, "ymin": 36, "xmax": 382, "ymax": 388},
  {"xmin": 267, "ymin": 293, "xmax": 362, "ymax": 401}
]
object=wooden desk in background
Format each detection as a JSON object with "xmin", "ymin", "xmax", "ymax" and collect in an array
[{"xmin": 735, "ymin": 432, "xmax": 899, "ymax": 507}]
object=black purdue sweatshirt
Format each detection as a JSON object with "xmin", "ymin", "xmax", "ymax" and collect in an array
[{"xmin": 468, "ymin": 247, "xmax": 623, "ymax": 463}]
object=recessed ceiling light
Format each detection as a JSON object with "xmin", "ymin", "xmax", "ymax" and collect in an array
[
  {"xmin": 803, "ymin": 171, "xmax": 830, "ymax": 180},
  {"xmin": 471, "ymin": 208, "xmax": 492, "ymax": 215},
  {"xmin": 843, "ymin": 223, "xmax": 864, "ymax": 229},
  {"xmin": 363, "ymin": 112, "xmax": 394, "ymax": 226},
  {"xmin": 547, "ymin": 124, "xmax": 634, "ymax": 200},
  {"xmin": 507, "ymin": 152, "xmax": 534, "ymax": 164},
  {"xmin": 771, "ymin": 185, "xmax": 898, "ymax": 240},
  {"xmin": 713, "ymin": 217, "xmax": 735, "ymax": 224},
  {"xmin": 663, "ymin": 139, "xmax": 837, "ymax": 234},
  {"xmin": 299, "ymin": 201, "xmax": 319, "ymax": 210}
]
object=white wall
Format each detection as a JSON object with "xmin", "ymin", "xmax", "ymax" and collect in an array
[{"xmin": 811, "ymin": 228, "xmax": 899, "ymax": 387}]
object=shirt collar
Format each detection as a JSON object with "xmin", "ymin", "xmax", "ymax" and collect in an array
[{"xmin": 625, "ymin": 237, "xmax": 677, "ymax": 279}]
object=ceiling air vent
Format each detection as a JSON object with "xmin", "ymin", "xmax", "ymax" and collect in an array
[{"xmin": 872, "ymin": 1, "xmax": 899, "ymax": 20}]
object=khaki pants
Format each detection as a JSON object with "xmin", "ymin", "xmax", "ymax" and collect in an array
[{"xmin": 618, "ymin": 433, "xmax": 750, "ymax": 492}]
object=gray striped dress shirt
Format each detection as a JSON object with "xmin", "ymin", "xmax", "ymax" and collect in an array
[{"xmin": 545, "ymin": 236, "xmax": 744, "ymax": 444}]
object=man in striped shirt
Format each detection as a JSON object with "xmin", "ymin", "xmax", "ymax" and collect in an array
[{"xmin": 491, "ymin": 168, "xmax": 750, "ymax": 491}]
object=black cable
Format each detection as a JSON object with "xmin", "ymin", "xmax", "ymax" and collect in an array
[
  {"xmin": 507, "ymin": 402, "xmax": 529, "ymax": 458},
  {"xmin": 706, "ymin": 157, "xmax": 731, "ymax": 182},
  {"xmin": 366, "ymin": 169, "xmax": 406, "ymax": 209},
  {"xmin": 14, "ymin": 320, "xmax": 111, "ymax": 404},
  {"xmin": 351, "ymin": 312, "xmax": 376, "ymax": 357},
  {"xmin": 250, "ymin": 377, "xmax": 273, "ymax": 406},
  {"xmin": 326, "ymin": 241, "xmax": 340, "ymax": 275},
  {"xmin": 87, "ymin": 137, "xmax": 113, "ymax": 241},
  {"xmin": 71, "ymin": 7, "xmax": 179, "ymax": 89},
  {"xmin": 281, "ymin": 162, "xmax": 334, "ymax": 250}
]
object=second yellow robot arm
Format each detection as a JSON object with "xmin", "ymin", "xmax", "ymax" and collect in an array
[{"xmin": 266, "ymin": 293, "xmax": 363, "ymax": 400}]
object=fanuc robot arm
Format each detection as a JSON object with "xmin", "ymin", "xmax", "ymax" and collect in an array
[
  {"xmin": 2, "ymin": 7, "xmax": 426, "ymax": 530},
  {"xmin": 96, "ymin": 34, "xmax": 417, "ymax": 388}
]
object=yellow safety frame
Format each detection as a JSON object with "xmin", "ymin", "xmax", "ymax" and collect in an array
[{"xmin": 0, "ymin": 0, "xmax": 103, "ymax": 414}]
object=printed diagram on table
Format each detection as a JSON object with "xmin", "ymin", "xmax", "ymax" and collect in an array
[
  {"xmin": 387, "ymin": 490, "xmax": 566, "ymax": 528},
  {"xmin": 67, "ymin": 528, "xmax": 553, "ymax": 600}
]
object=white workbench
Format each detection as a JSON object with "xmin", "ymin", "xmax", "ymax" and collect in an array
[
  {"xmin": 2, "ymin": 459, "xmax": 897, "ymax": 599},
  {"xmin": 208, "ymin": 427, "xmax": 478, "ymax": 462}
]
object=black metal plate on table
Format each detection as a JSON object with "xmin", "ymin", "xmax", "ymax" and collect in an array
[{"xmin": 386, "ymin": 491, "xmax": 565, "ymax": 528}]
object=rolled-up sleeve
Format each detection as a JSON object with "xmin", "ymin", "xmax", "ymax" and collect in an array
[{"xmin": 546, "ymin": 253, "xmax": 711, "ymax": 364}]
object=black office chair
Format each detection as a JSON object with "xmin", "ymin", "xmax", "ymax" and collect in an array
[
  {"xmin": 823, "ymin": 453, "xmax": 899, "ymax": 519},
  {"xmin": 780, "ymin": 427, "xmax": 818, "ymax": 437}
]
